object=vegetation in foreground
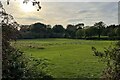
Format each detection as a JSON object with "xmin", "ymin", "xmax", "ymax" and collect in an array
[
  {"xmin": 2, "ymin": 0, "xmax": 120, "ymax": 79},
  {"xmin": 92, "ymin": 41, "xmax": 120, "ymax": 80},
  {"xmin": 12, "ymin": 39, "xmax": 116, "ymax": 78},
  {"xmin": 1, "ymin": 2, "xmax": 52, "ymax": 79}
]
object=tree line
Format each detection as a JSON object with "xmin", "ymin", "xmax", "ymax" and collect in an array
[{"xmin": 19, "ymin": 21, "xmax": 120, "ymax": 40}]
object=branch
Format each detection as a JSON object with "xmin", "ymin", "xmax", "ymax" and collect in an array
[{"xmin": 7, "ymin": 0, "xmax": 41, "ymax": 11}]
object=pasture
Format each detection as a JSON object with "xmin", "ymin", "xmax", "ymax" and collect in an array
[{"xmin": 12, "ymin": 39, "xmax": 116, "ymax": 78}]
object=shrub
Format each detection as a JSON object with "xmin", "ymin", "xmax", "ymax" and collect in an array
[
  {"xmin": 92, "ymin": 41, "xmax": 120, "ymax": 80},
  {"xmin": 1, "ymin": 2, "xmax": 53, "ymax": 79},
  {"xmin": 2, "ymin": 23, "xmax": 53, "ymax": 80}
]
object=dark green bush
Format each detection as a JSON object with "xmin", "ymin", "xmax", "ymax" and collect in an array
[
  {"xmin": 2, "ymin": 23, "xmax": 53, "ymax": 80},
  {"xmin": 1, "ymin": 2, "xmax": 53, "ymax": 79}
]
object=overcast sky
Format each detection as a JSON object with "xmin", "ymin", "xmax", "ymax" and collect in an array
[{"xmin": 1, "ymin": 0, "xmax": 118, "ymax": 27}]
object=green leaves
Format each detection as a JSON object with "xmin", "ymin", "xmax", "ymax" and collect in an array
[
  {"xmin": 92, "ymin": 41, "xmax": 120, "ymax": 79},
  {"xmin": 1, "ymin": 2, "xmax": 52, "ymax": 79}
]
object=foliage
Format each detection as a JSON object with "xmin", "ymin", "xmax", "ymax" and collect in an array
[
  {"xmin": 115, "ymin": 27, "xmax": 120, "ymax": 37},
  {"xmin": 76, "ymin": 29, "xmax": 84, "ymax": 38},
  {"xmin": 52, "ymin": 25, "xmax": 65, "ymax": 38},
  {"xmin": 94, "ymin": 21, "xmax": 105, "ymax": 39},
  {"xmin": 85, "ymin": 26, "xmax": 97, "ymax": 38},
  {"xmin": 7, "ymin": 0, "xmax": 41, "ymax": 11},
  {"xmin": 52, "ymin": 25, "xmax": 65, "ymax": 33},
  {"xmin": 19, "ymin": 22, "xmax": 120, "ymax": 40},
  {"xmin": 92, "ymin": 41, "xmax": 120, "ymax": 80},
  {"xmin": 75, "ymin": 23, "xmax": 84, "ymax": 29},
  {"xmin": 65, "ymin": 24, "xmax": 77, "ymax": 38},
  {"xmin": 1, "ymin": 1, "xmax": 52, "ymax": 79},
  {"xmin": 31, "ymin": 23, "xmax": 47, "ymax": 33}
]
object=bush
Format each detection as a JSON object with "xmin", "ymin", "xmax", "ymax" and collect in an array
[
  {"xmin": 92, "ymin": 41, "xmax": 120, "ymax": 80},
  {"xmin": 2, "ymin": 19, "xmax": 52, "ymax": 80}
]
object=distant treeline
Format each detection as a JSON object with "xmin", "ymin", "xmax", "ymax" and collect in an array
[{"xmin": 18, "ymin": 21, "xmax": 120, "ymax": 40}]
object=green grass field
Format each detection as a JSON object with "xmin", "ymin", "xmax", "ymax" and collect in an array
[{"xmin": 12, "ymin": 39, "xmax": 116, "ymax": 78}]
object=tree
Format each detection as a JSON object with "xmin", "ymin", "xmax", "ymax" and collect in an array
[
  {"xmin": 31, "ymin": 22, "xmax": 46, "ymax": 33},
  {"xmin": 46, "ymin": 25, "xmax": 52, "ymax": 38},
  {"xmin": 29, "ymin": 22, "xmax": 47, "ymax": 38},
  {"xmin": 66, "ymin": 24, "xmax": 77, "ymax": 38},
  {"xmin": 106, "ymin": 24, "xmax": 120, "ymax": 39},
  {"xmin": 94, "ymin": 21, "xmax": 105, "ymax": 39},
  {"xmin": 52, "ymin": 25, "xmax": 65, "ymax": 33},
  {"xmin": 115, "ymin": 27, "xmax": 120, "ymax": 37},
  {"xmin": 85, "ymin": 26, "xmax": 97, "ymax": 38},
  {"xmin": 76, "ymin": 29, "xmax": 84, "ymax": 39},
  {"xmin": 1, "ymin": 1, "xmax": 52, "ymax": 79},
  {"xmin": 75, "ymin": 23, "xmax": 84, "ymax": 30},
  {"xmin": 7, "ymin": 0, "xmax": 41, "ymax": 11},
  {"xmin": 52, "ymin": 25, "xmax": 65, "ymax": 38},
  {"xmin": 108, "ymin": 28, "xmax": 116, "ymax": 39}
]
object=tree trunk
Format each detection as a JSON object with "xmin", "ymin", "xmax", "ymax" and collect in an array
[{"xmin": 98, "ymin": 34, "xmax": 100, "ymax": 40}]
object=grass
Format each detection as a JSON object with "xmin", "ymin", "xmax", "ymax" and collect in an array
[{"xmin": 12, "ymin": 38, "xmax": 116, "ymax": 78}]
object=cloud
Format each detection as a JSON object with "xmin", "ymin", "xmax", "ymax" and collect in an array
[
  {"xmin": 78, "ymin": 10, "xmax": 90, "ymax": 14},
  {"xmin": 67, "ymin": 18, "xmax": 84, "ymax": 22},
  {"xmin": 2, "ymin": 2, "xmax": 118, "ymax": 27},
  {"xmin": 17, "ymin": 17, "xmax": 44, "ymax": 21}
]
